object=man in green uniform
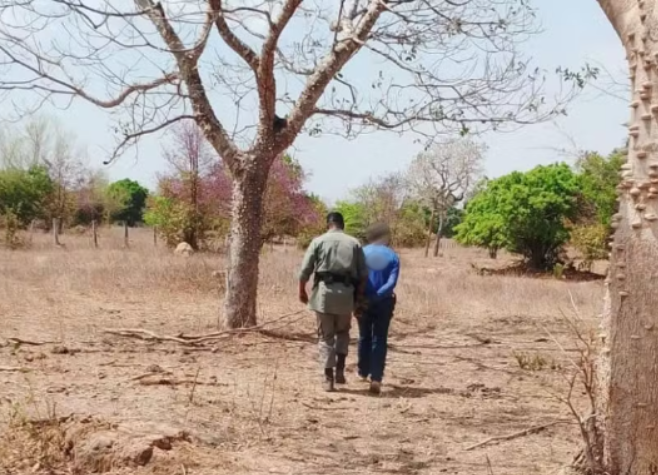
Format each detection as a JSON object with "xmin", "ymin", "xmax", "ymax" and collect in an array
[{"xmin": 298, "ymin": 212, "xmax": 368, "ymax": 392}]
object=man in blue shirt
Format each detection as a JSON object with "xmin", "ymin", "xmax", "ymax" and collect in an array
[{"xmin": 357, "ymin": 223, "xmax": 400, "ymax": 395}]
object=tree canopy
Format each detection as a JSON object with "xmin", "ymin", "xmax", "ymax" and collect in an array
[
  {"xmin": 107, "ymin": 179, "xmax": 149, "ymax": 226},
  {"xmin": 0, "ymin": 165, "xmax": 54, "ymax": 227},
  {"xmin": 455, "ymin": 163, "xmax": 581, "ymax": 270}
]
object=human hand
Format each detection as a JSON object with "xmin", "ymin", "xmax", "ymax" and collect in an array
[
  {"xmin": 299, "ymin": 290, "xmax": 309, "ymax": 305},
  {"xmin": 353, "ymin": 298, "xmax": 368, "ymax": 319}
]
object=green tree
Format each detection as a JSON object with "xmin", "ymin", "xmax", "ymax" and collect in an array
[
  {"xmin": 107, "ymin": 179, "xmax": 149, "ymax": 226},
  {"xmin": 0, "ymin": 165, "xmax": 54, "ymax": 227},
  {"xmin": 394, "ymin": 199, "xmax": 429, "ymax": 247},
  {"xmin": 576, "ymin": 149, "xmax": 624, "ymax": 226},
  {"xmin": 333, "ymin": 200, "xmax": 369, "ymax": 240},
  {"xmin": 566, "ymin": 149, "xmax": 624, "ymax": 268},
  {"xmin": 455, "ymin": 163, "xmax": 581, "ymax": 270},
  {"xmin": 442, "ymin": 207, "xmax": 464, "ymax": 239}
]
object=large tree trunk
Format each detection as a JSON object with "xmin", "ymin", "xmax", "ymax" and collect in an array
[
  {"xmin": 591, "ymin": 2, "xmax": 658, "ymax": 473},
  {"xmin": 223, "ymin": 164, "xmax": 269, "ymax": 329}
]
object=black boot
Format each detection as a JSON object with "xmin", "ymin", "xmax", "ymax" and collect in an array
[
  {"xmin": 335, "ymin": 354, "xmax": 347, "ymax": 385},
  {"xmin": 323, "ymin": 368, "xmax": 335, "ymax": 392}
]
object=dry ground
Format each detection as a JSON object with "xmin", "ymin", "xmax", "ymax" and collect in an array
[{"xmin": 0, "ymin": 228, "xmax": 604, "ymax": 474}]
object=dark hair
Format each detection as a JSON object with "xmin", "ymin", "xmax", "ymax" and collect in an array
[
  {"xmin": 326, "ymin": 212, "xmax": 345, "ymax": 229},
  {"xmin": 366, "ymin": 223, "xmax": 391, "ymax": 244}
]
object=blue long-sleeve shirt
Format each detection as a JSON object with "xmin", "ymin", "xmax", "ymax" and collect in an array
[{"xmin": 363, "ymin": 244, "xmax": 400, "ymax": 301}]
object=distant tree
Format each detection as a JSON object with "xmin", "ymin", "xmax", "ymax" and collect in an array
[
  {"xmin": 333, "ymin": 200, "xmax": 369, "ymax": 240},
  {"xmin": 262, "ymin": 155, "xmax": 324, "ymax": 242},
  {"xmin": 407, "ymin": 138, "xmax": 485, "ymax": 257},
  {"xmin": 107, "ymin": 179, "xmax": 149, "ymax": 226},
  {"xmin": 1, "ymin": 117, "xmax": 90, "ymax": 229},
  {"xmin": 0, "ymin": 165, "xmax": 54, "ymax": 227},
  {"xmin": 335, "ymin": 175, "xmax": 428, "ymax": 247},
  {"xmin": 72, "ymin": 170, "xmax": 113, "ymax": 226},
  {"xmin": 455, "ymin": 163, "xmax": 580, "ymax": 270},
  {"xmin": 161, "ymin": 121, "xmax": 214, "ymax": 249},
  {"xmin": 576, "ymin": 149, "xmax": 625, "ymax": 227},
  {"xmin": 442, "ymin": 207, "xmax": 465, "ymax": 239},
  {"xmin": 562, "ymin": 149, "xmax": 624, "ymax": 271},
  {"xmin": 148, "ymin": 150, "xmax": 320, "ymax": 249}
]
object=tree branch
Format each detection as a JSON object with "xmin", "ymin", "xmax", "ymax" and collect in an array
[
  {"xmin": 256, "ymin": 0, "xmax": 303, "ymax": 141},
  {"xmin": 0, "ymin": 39, "xmax": 178, "ymax": 108},
  {"xmin": 277, "ymin": 0, "xmax": 386, "ymax": 150},
  {"xmin": 105, "ymin": 114, "xmax": 197, "ymax": 165},
  {"xmin": 209, "ymin": 0, "xmax": 260, "ymax": 71},
  {"xmin": 137, "ymin": 0, "xmax": 239, "ymax": 166}
]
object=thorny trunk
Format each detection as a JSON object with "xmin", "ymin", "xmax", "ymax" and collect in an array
[
  {"xmin": 588, "ymin": 1, "xmax": 658, "ymax": 473},
  {"xmin": 223, "ymin": 162, "xmax": 269, "ymax": 329}
]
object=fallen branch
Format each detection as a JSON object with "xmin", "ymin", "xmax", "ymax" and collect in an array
[
  {"xmin": 104, "ymin": 310, "xmax": 307, "ymax": 346},
  {"xmin": 301, "ymin": 402, "xmax": 347, "ymax": 411},
  {"xmin": 138, "ymin": 378, "xmax": 215, "ymax": 386},
  {"xmin": 177, "ymin": 310, "xmax": 306, "ymax": 342},
  {"xmin": 0, "ymin": 366, "xmax": 30, "ymax": 373},
  {"xmin": 464, "ymin": 420, "xmax": 570, "ymax": 451},
  {"xmin": 6, "ymin": 337, "xmax": 58, "ymax": 346},
  {"xmin": 129, "ymin": 371, "xmax": 173, "ymax": 382},
  {"xmin": 103, "ymin": 329, "xmax": 191, "ymax": 345}
]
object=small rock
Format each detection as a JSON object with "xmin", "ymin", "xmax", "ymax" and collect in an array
[
  {"xmin": 121, "ymin": 438, "xmax": 154, "ymax": 466},
  {"xmin": 174, "ymin": 242, "xmax": 194, "ymax": 257},
  {"xmin": 51, "ymin": 345, "xmax": 69, "ymax": 355},
  {"xmin": 47, "ymin": 386, "xmax": 67, "ymax": 394},
  {"xmin": 146, "ymin": 364, "xmax": 163, "ymax": 374}
]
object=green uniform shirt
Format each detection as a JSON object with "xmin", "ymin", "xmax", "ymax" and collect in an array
[{"xmin": 298, "ymin": 229, "xmax": 368, "ymax": 315}]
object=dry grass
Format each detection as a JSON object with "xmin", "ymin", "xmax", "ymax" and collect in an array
[{"xmin": 0, "ymin": 227, "xmax": 604, "ymax": 474}]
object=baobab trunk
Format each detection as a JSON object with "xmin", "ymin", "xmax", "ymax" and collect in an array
[
  {"xmin": 223, "ymin": 166, "xmax": 268, "ymax": 329},
  {"xmin": 592, "ymin": 1, "xmax": 658, "ymax": 473}
]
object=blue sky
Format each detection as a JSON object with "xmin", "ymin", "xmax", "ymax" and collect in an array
[{"xmin": 3, "ymin": 0, "xmax": 628, "ymax": 203}]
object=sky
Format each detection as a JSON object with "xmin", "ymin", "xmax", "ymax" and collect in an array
[{"xmin": 0, "ymin": 0, "xmax": 629, "ymax": 204}]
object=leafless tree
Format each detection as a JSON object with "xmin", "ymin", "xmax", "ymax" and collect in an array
[
  {"xmin": 0, "ymin": 0, "xmax": 587, "ymax": 328},
  {"xmin": 351, "ymin": 173, "xmax": 407, "ymax": 227},
  {"xmin": 162, "ymin": 120, "xmax": 214, "ymax": 249},
  {"xmin": 407, "ymin": 138, "xmax": 485, "ymax": 257}
]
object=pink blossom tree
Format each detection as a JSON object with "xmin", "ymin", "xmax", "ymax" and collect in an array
[{"xmin": 150, "ymin": 122, "xmax": 321, "ymax": 250}]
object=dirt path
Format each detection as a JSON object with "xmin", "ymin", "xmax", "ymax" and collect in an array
[{"xmin": 0, "ymin": 272, "xmax": 585, "ymax": 475}]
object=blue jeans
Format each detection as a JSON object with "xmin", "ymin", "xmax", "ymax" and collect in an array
[{"xmin": 357, "ymin": 296, "xmax": 396, "ymax": 382}]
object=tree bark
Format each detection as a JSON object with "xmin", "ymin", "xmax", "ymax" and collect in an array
[
  {"xmin": 424, "ymin": 208, "xmax": 435, "ymax": 258},
  {"xmin": 433, "ymin": 212, "xmax": 444, "ymax": 257},
  {"xmin": 223, "ymin": 163, "xmax": 269, "ymax": 329},
  {"xmin": 592, "ymin": 2, "xmax": 658, "ymax": 473}
]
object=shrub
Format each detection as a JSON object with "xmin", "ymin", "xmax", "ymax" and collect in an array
[
  {"xmin": 455, "ymin": 163, "xmax": 580, "ymax": 270},
  {"xmin": 570, "ymin": 223, "xmax": 609, "ymax": 271}
]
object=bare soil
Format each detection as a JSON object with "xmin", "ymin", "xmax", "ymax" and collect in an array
[{"xmin": 0, "ymin": 228, "xmax": 603, "ymax": 474}]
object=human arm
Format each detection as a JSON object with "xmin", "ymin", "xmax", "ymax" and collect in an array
[
  {"xmin": 376, "ymin": 254, "xmax": 400, "ymax": 297},
  {"xmin": 353, "ymin": 245, "xmax": 369, "ymax": 317},
  {"xmin": 298, "ymin": 239, "xmax": 318, "ymax": 304}
]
